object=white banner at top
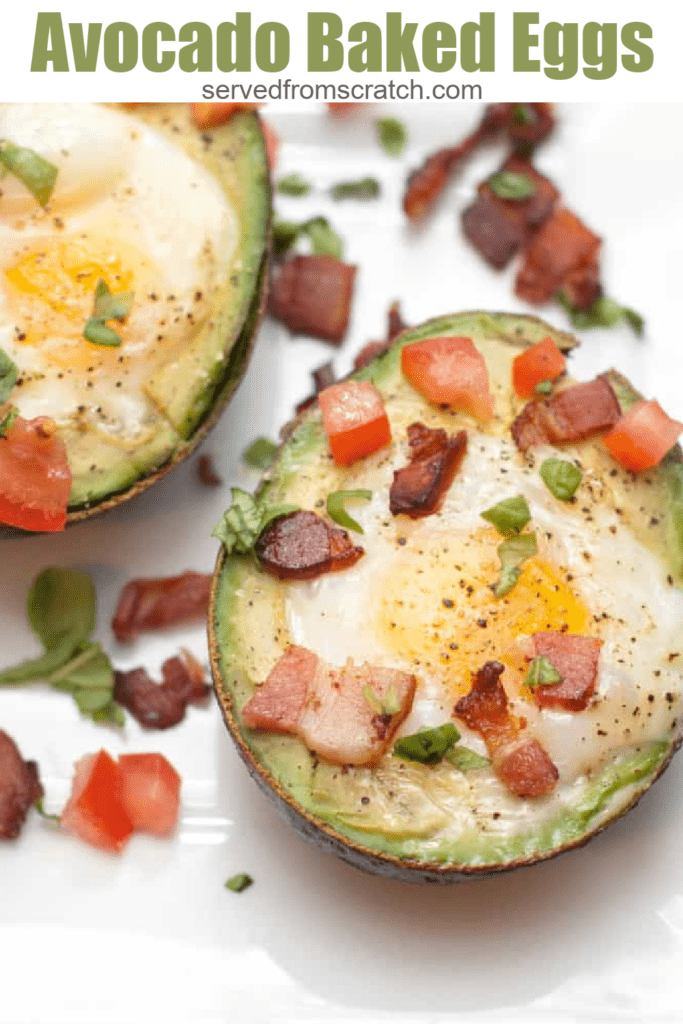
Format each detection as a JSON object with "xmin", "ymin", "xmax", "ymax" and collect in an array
[{"xmin": 0, "ymin": 0, "xmax": 682, "ymax": 103}]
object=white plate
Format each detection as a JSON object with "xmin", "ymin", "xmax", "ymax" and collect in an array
[{"xmin": 1, "ymin": 102, "xmax": 682, "ymax": 1023}]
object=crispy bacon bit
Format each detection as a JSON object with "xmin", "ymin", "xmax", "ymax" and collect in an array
[
  {"xmin": 353, "ymin": 300, "xmax": 409, "ymax": 370},
  {"xmin": 462, "ymin": 155, "xmax": 560, "ymax": 270},
  {"xmin": 515, "ymin": 206, "xmax": 602, "ymax": 307},
  {"xmin": 511, "ymin": 376, "xmax": 621, "ymax": 452},
  {"xmin": 497, "ymin": 738, "xmax": 560, "ymax": 798},
  {"xmin": 295, "ymin": 361, "xmax": 337, "ymax": 415},
  {"xmin": 531, "ymin": 632, "xmax": 602, "ymax": 712},
  {"xmin": 112, "ymin": 571, "xmax": 213, "ymax": 643},
  {"xmin": 390, "ymin": 423, "xmax": 467, "ymax": 518},
  {"xmin": 560, "ymin": 257, "xmax": 602, "ymax": 312},
  {"xmin": 327, "ymin": 102, "xmax": 364, "ymax": 115},
  {"xmin": 454, "ymin": 661, "xmax": 558, "ymax": 799},
  {"xmin": 197, "ymin": 454, "xmax": 222, "ymax": 487},
  {"xmin": 255, "ymin": 510, "xmax": 363, "ymax": 581},
  {"xmin": 0, "ymin": 730, "xmax": 43, "ymax": 839},
  {"xmin": 403, "ymin": 103, "xmax": 554, "ymax": 224},
  {"xmin": 113, "ymin": 649, "xmax": 209, "ymax": 730},
  {"xmin": 269, "ymin": 255, "xmax": 357, "ymax": 344},
  {"xmin": 242, "ymin": 645, "xmax": 416, "ymax": 766}
]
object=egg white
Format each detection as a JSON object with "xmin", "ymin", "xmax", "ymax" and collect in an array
[{"xmin": 285, "ymin": 430, "xmax": 683, "ymax": 835}]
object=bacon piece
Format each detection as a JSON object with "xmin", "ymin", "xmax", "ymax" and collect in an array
[
  {"xmin": 197, "ymin": 454, "xmax": 222, "ymax": 487},
  {"xmin": 462, "ymin": 155, "xmax": 560, "ymax": 270},
  {"xmin": 515, "ymin": 206, "xmax": 602, "ymax": 306},
  {"xmin": 390, "ymin": 423, "xmax": 467, "ymax": 518},
  {"xmin": 530, "ymin": 632, "xmax": 602, "ymax": 712},
  {"xmin": 497, "ymin": 739, "xmax": 560, "ymax": 798},
  {"xmin": 113, "ymin": 649, "xmax": 210, "ymax": 730},
  {"xmin": 511, "ymin": 376, "xmax": 621, "ymax": 452},
  {"xmin": 506, "ymin": 102, "xmax": 556, "ymax": 149},
  {"xmin": 295, "ymin": 361, "xmax": 337, "ymax": 415},
  {"xmin": 242, "ymin": 646, "xmax": 416, "ymax": 766},
  {"xmin": 327, "ymin": 102, "xmax": 364, "ymax": 115},
  {"xmin": 0, "ymin": 731, "xmax": 43, "ymax": 839},
  {"xmin": 112, "ymin": 571, "xmax": 212, "ymax": 643},
  {"xmin": 454, "ymin": 661, "xmax": 558, "ymax": 799},
  {"xmin": 269, "ymin": 255, "xmax": 357, "ymax": 344},
  {"xmin": 560, "ymin": 257, "xmax": 602, "ymax": 312},
  {"xmin": 353, "ymin": 301, "xmax": 409, "ymax": 370},
  {"xmin": 255, "ymin": 510, "xmax": 363, "ymax": 581}
]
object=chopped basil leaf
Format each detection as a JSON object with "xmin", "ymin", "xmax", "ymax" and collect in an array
[
  {"xmin": 0, "ymin": 347, "xmax": 18, "ymax": 403},
  {"xmin": 393, "ymin": 723, "xmax": 460, "ymax": 764},
  {"xmin": 0, "ymin": 568, "xmax": 122, "ymax": 725},
  {"xmin": 445, "ymin": 746, "xmax": 490, "ymax": 772},
  {"xmin": 376, "ymin": 118, "xmax": 407, "ymax": 157},
  {"xmin": 83, "ymin": 320, "xmax": 122, "ymax": 347},
  {"xmin": 512, "ymin": 104, "xmax": 536, "ymax": 126},
  {"xmin": 493, "ymin": 531, "xmax": 538, "ymax": 598},
  {"xmin": 272, "ymin": 215, "xmax": 344, "ymax": 260},
  {"xmin": 331, "ymin": 177, "xmax": 381, "ymax": 201},
  {"xmin": 525, "ymin": 655, "xmax": 562, "ymax": 688},
  {"xmin": 273, "ymin": 217, "xmax": 302, "ymax": 257},
  {"xmin": 243, "ymin": 437, "xmax": 278, "ymax": 470},
  {"xmin": 488, "ymin": 171, "xmax": 536, "ymax": 201},
  {"xmin": 34, "ymin": 797, "xmax": 60, "ymax": 824},
  {"xmin": 535, "ymin": 379, "xmax": 553, "ymax": 395},
  {"xmin": 91, "ymin": 278, "xmax": 135, "ymax": 321},
  {"xmin": 326, "ymin": 489, "xmax": 372, "ymax": 534},
  {"xmin": 225, "ymin": 873, "xmax": 253, "ymax": 893},
  {"xmin": 556, "ymin": 292, "xmax": 644, "ymax": 337},
  {"xmin": 84, "ymin": 279, "xmax": 135, "ymax": 348},
  {"xmin": 540, "ymin": 458, "xmax": 582, "ymax": 501},
  {"xmin": 481, "ymin": 495, "xmax": 531, "ymax": 536},
  {"xmin": 0, "ymin": 405, "xmax": 18, "ymax": 437},
  {"xmin": 362, "ymin": 682, "xmax": 400, "ymax": 716},
  {"xmin": 277, "ymin": 173, "xmax": 311, "ymax": 197},
  {"xmin": 305, "ymin": 217, "xmax": 344, "ymax": 259},
  {"xmin": 212, "ymin": 487, "xmax": 299, "ymax": 556},
  {"xmin": 0, "ymin": 140, "xmax": 58, "ymax": 207}
]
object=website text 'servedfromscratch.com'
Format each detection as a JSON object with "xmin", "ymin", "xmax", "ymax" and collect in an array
[{"xmin": 199, "ymin": 80, "xmax": 483, "ymax": 102}]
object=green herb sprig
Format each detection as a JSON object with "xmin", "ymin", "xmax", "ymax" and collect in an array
[
  {"xmin": 488, "ymin": 171, "xmax": 536, "ymax": 201},
  {"xmin": 331, "ymin": 177, "xmax": 381, "ymax": 201},
  {"xmin": 0, "ymin": 140, "xmax": 58, "ymax": 207},
  {"xmin": 277, "ymin": 173, "xmax": 311, "ymax": 197},
  {"xmin": 83, "ymin": 279, "xmax": 135, "ymax": 348},
  {"xmin": 376, "ymin": 118, "xmax": 407, "ymax": 157},
  {"xmin": 540, "ymin": 458, "xmax": 582, "ymax": 501},
  {"xmin": 493, "ymin": 531, "xmax": 538, "ymax": 598},
  {"xmin": 273, "ymin": 215, "xmax": 344, "ymax": 260},
  {"xmin": 243, "ymin": 437, "xmax": 279, "ymax": 470},
  {"xmin": 525, "ymin": 655, "xmax": 562, "ymax": 689},
  {"xmin": 0, "ymin": 348, "xmax": 18, "ymax": 404},
  {"xmin": 326, "ymin": 489, "xmax": 372, "ymax": 534},
  {"xmin": 0, "ymin": 568, "xmax": 123, "ymax": 725},
  {"xmin": 225, "ymin": 873, "xmax": 253, "ymax": 892},
  {"xmin": 557, "ymin": 293, "xmax": 644, "ymax": 337},
  {"xmin": 481, "ymin": 495, "xmax": 531, "ymax": 536},
  {"xmin": 213, "ymin": 488, "xmax": 299, "ymax": 556}
]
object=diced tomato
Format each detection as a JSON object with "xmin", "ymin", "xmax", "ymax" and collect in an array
[
  {"xmin": 512, "ymin": 337, "xmax": 566, "ymax": 398},
  {"xmin": 118, "ymin": 753, "xmax": 181, "ymax": 838},
  {"xmin": 261, "ymin": 118, "xmax": 279, "ymax": 170},
  {"xmin": 60, "ymin": 751, "xmax": 134, "ymax": 854},
  {"xmin": 401, "ymin": 336, "xmax": 494, "ymax": 421},
  {"xmin": 190, "ymin": 102, "xmax": 261, "ymax": 130},
  {"xmin": 318, "ymin": 381, "xmax": 391, "ymax": 466},
  {"xmin": 327, "ymin": 102, "xmax": 364, "ymax": 115},
  {"xmin": 0, "ymin": 416, "xmax": 71, "ymax": 532},
  {"xmin": 603, "ymin": 399, "xmax": 683, "ymax": 472}
]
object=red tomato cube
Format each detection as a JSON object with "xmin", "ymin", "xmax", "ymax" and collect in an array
[
  {"xmin": 603, "ymin": 399, "xmax": 683, "ymax": 472},
  {"xmin": 318, "ymin": 381, "xmax": 391, "ymax": 466},
  {"xmin": 0, "ymin": 416, "xmax": 71, "ymax": 532},
  {"xmin": 512, "ymin": 337, "xmax": 566, "ymax": 398},
  {"xmin": 60, "ymin": 751, "xmax": 134, "ymax": 853},
  {"xmin": 401, "ymin": 336, "xmax": 494, "ymax": 421},
  {"xmin": 118, "ymin": 753, "xmax": 181, "ymax": 838}
]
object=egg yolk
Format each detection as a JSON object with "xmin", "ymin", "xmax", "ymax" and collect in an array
[
  {"xmin": 377, "ymin": 528, "xmax": 592, "ymax": 698},
  {"xmin": 5, "ymin": 236, "xmax": 149, "ymax": 367}
]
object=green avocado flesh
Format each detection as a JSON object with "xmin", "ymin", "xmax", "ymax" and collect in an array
[
  {"xmin": 4, "ymin": 103, "xmax": 270, "ymax": 517},
  {"xmin": 211, "ymin": 312, "xmax": 683, "ymax": 877}
]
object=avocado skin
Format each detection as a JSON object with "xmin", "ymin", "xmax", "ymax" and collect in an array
[
  {"xmin": 1, "ymin": 106, "xmax": 271, "ymax": 537},
  {"xmin": 209, "ymin": 311, "xmax": 682, "ymax": 881}
]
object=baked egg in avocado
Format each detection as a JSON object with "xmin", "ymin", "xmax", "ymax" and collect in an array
[
  {"xmin": 0, "ymin": 102, "xmax": 270, "ymax": 532},
  {"xmin": 209, "ymin": 311, "xmax": 683, "ymax": 882}
]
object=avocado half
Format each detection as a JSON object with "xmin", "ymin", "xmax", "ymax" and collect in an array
[
  {"xmin": 209, "ymin": 312, "xmax": 683, "ymax": 882},
  {"xmin": 2, "ymin": 103, "xmax": 271, "ymax": 536}
]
